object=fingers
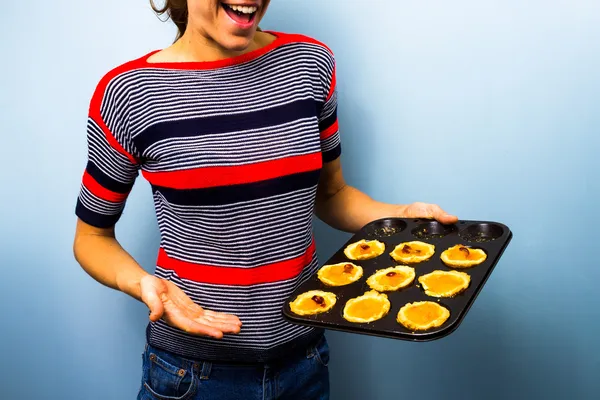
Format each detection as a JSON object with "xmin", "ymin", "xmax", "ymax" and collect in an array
[
  {"xmin": 174, "ymin": 312, "xmax": 226, "ymax": 339},
  {"xmin": 199, "ymin": 318, "xmax": 242, "ymax": 334},
  {"xmin": 403, "ymin": 202, "xmax": 458, "ymax": 224},
  {"xmin": 184, "ymin": 303, "xmax": 243, "ymax": 328},
  {"xmin": 187, "ymin": 308, "xmax": 242, "ymax": 334},
  {"xmin": 185, "ymin": 302, "xmax": 205, "ymax": 315},
  {"xmin": 183, "ymin": 319, "xmax": 225, "ymax": 339},
  {"xmin": 145, "ymin": 277, "xmax": 243, "ymax": 338},
  {"xmin": 198, "ymin": 313, "xmax": 242, "ymax": 334},
  {"xmin": 165, "ymin": 308, "xmax": 237, "ymax": 339},
  {"xmin": 428, "ymin": 204, "xmax": 458, "ymax": 224},
  {"xmin": 170, "ymin": 300, "xmax": 242, "ymax": 337},
  {"xmin": 203, "ymin": 309, "xmax": 243, "ymax": 326}
]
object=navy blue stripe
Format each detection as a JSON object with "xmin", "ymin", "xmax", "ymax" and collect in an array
[
  {"xmin": 75, "ymin": 201, "xmax": 122, "ymax": 228},
  {"xmin": 315, "ymin": 100, "xmax": 325, "ymax": 119},
  {"xmin": 86, "ymin": 162, "xmax": 135, "ymax": 194},
  {"xmin": 153, "ymin": 169, "xmax": 321, "ymax": 206},
  {"xmin": 323, "ymin": 143, "xmax": 342, "ymax": 163},
  {"xmin": 319, "ymin": 108, "xmax": 337, "ymax": 132},
  {"xmin": 135, "ymin": 99, "xmax": 320, "ymax": 153}
]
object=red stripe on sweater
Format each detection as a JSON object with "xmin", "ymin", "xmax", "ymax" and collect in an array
[
  {"xmin": 320, "ymin": 120, "xmax": 339, "ymax": 140},
  {"xmin": 157, "ymin": 240, "xmax": 316, "ymax": 285},
  {"xmin": 88, "ymin": 58, "xmax": 144, "ymax": 165},
  {"xmin": 142, "ymin": 153, "xmax": 322, "ymax": 189},
  {"xmin": 326, "ymin": 66, "xmax": 337, "ymax": 101},
  {"xmin": 82, "ymin": 170, "xmax": 129, "ymax": 203},
  {"xmin": 281, "ymin": 33, "xmax": 335, "ymax": 54},
  {"xmin": 91, "ymin": 116, "xmax": 139, "ymax": 165}
]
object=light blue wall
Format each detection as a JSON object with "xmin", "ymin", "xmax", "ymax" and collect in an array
[{"xmin": 2, "ymin": 1, "xmax": 598, "ymax": 399}]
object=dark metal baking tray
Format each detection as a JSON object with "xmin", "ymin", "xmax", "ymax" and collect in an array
[{"xmin": 282, "ymin": 218, "xmax": 512, "ymax": 341}]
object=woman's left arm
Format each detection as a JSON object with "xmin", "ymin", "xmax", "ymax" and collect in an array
[{"xmin": 315, "ymin": 158, "xmax": 458, "ymax": 233}]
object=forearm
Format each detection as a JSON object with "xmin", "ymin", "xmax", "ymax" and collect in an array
[
  {"xmin": 73, "ymin": 224, "xmax": 148, "ymax": 302},
  {"xmin": 315, "ymin": 184, "xmax": 405, "ymax": 233}
]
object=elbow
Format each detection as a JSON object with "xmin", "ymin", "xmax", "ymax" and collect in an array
[
  {"xmin": 72, "ymin": 219, "xmax": 115, "ymax": 265},
  {"xmin": 73, "ymin": 234, "xmax": 84, "ymax": 265}
]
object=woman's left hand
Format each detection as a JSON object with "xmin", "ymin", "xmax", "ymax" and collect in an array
[{"xmin": 398, "ymin": 202, "xmax": 458, "ymax": 225}]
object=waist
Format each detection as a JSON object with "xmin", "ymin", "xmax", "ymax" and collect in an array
[
  {"xmin": 146, "ymin": 323, "xmax": 324, "ymax": 365},
  {"xmin": 156, "ymin": 238, "xmax": 316, "ymax": 286}
]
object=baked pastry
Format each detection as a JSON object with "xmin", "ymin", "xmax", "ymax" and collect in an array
[
  {"xmin": 418, "ymin": 270, "xmax": 470, "ymax": 297},
  {"xmin": 390, "ymin": 241, "xmax": 435, "ymax": 264},
  {"xmin": 397, "ymin": 301, "xmax": 450, "ymax": 331},
  {"xmin": 342, "ymin": 290, "xmax": 391, "ymax": 323},
  {"xmin": 344, "ymin": 239, "xmax": 385, "ymax": 260},
  {"xmin": 317, "ymin": 262, "xmax": 363, "ymax": 286},
  {"xmin": 366, "ymin": 266, "xmax": 415, "ymax": 292},
  {"xmin": 440, "ymin": 244, "xmax": 487, "ymax": 268},
  {"xmin": 289, "ymin": 290, "xmax": 336, "ymax": 316}
]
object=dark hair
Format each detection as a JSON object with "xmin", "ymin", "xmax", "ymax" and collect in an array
[{"xmin": 150, "ymin": 0, "xmax": 189, "ymax": 40}]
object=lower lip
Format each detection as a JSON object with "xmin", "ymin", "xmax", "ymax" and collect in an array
[{"xmin": 221, "ymin": 4, "xmax": 257, "ymax": 29}]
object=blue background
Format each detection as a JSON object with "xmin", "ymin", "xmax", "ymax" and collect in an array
[{"xmin": 1, "ymin": 1, "xmax": 599, "ymax": 399}]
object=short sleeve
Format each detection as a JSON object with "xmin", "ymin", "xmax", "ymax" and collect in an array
[
  {"xmin": 75, "ymin": 76, "xmax": 140, "ymax": 228},
  {"xmin": 318, "ymin": 52, "xmax": 341, "ymax": 163}
]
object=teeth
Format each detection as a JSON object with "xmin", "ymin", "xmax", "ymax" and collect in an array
[{"xmin": 227, "ymin": 4, "xmax": 257, "ymax": 14}]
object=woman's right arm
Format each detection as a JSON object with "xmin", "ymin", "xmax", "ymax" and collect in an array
[
  {"xmin": 73, "ymin": 218, "xmax": 242, "ymax": 338},
  {"xmin": 74, "ymin": 73, "xmax": 241, "ymax": 338},
  {"xmin": 73, "ymin": 218, "xmax": 146, "ymax": 302}
]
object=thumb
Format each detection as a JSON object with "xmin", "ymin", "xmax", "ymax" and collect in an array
[{"xmin": 141, "ymin": 277, "xmax": 165, "ymax": 322}]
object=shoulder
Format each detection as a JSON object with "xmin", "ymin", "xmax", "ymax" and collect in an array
[
  {"xmin": 275, "ymin": 32, "xmax": 334, "ymax": 54},
  {"xmin": 272, "ymin": 31, "xmax": 335, "ymax": 62},
  {"xmin": 89, "ymin": 52, "xmax": 154, "ymax": 114}
]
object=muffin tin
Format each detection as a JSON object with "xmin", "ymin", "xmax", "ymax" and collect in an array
[{"xmin": 282, "ymin": 218, "xmax": 512, "ymax": 341}]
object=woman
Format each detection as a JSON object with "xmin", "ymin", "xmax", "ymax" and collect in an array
[{"xmin": 73, "ymin": 1, "xmax": 458, "ymax": 399}]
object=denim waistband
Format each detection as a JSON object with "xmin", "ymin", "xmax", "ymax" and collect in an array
[{"xmin": 146, "ymin": 324, "xmax": 324, "ymax": 366}]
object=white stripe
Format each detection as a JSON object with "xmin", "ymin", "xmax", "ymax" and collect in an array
[
  {"xmin": 83, "ymin": 39, "xmax": 336, "ymax": 361},
  {"xmin": 87, "ymin": 119, "xmax": 138, "ymax": 183},
  {"xmin": 78, "ymin": 185, "xmax": 123, "ymax": 215},
  {"xmin": 322, "ymin": 132, "xmax": 341, "ymax": 152}
]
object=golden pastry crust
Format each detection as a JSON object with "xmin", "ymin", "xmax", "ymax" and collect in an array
[
  {"xmin": 440, "ymin": 244, "xmax": 487, "ymax": 268},
  {"xmin": 317, "ymin": 262, "xmax": 363, "ymax": 287},
  {"xmin": 366, "ymin": 266, "xmax": 415, "ymax": 292},
  {"xmin": 390, "ymin": 241, "xmax": 435, "ymax": 264},
  {"xmin": 418, "ymin": 270, "xmax": 470, "ymax": 298},
  {"xmin": 397, "ymin": 301, "xmax": 450, "ymax": 331},
  {"xmin": 342, "ymin": 290, "xmax": 391, "ymax": 323},
  {"xmin": 343, "ymin": 239, "xmax": 385, "ymax": 260},
  {"xmin": 289, "ymin": 290, "xmax": 337, "ymax": 316}
]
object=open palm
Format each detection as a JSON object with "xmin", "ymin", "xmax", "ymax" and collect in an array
[{"xmin": 140, "ymin": 274, "xmax": 242, "ymax": 339}]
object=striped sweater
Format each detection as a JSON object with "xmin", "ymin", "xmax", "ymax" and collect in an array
[{"xmin": 76, "ymin": 32, "xmax": 341, "ymax": 362}]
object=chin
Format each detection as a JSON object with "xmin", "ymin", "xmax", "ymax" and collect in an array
[{"xmin": 217, "ymin": 32, "xmax": 256, "ymax": 52}]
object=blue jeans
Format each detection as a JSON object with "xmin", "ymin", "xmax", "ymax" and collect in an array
[{"xmin": 137, "ymin": 334, "xmax": 330, "ymax": 400}]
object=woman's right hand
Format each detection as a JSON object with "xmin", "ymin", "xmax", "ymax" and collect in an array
[{"xmin": 140, "ymin": 274, "xmax": 242, "ymax": 339}]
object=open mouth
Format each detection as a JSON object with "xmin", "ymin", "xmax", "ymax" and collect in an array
[{"xmin": 221, "ymin": 2, "xmax": 258, "ymax": 25}]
